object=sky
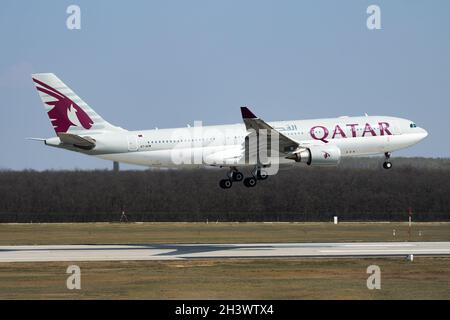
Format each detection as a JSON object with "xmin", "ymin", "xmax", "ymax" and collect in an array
[{"xmin": 0, "ymin": 0, "xmax": 449, "ymax": 170}]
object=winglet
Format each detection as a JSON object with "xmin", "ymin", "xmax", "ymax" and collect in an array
[{"xmin": 240, "ymin": 106, "xmax": 257, "ymax": 119}]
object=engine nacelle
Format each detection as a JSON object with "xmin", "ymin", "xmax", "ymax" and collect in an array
[{"xmin": 286, "ymin": 145, "xmax": 341, "ymax": 166}]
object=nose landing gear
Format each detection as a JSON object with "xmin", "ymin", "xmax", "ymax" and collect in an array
[{"xmin": 383, "ymin": 152, "xmax": 393, "ymax": 169}]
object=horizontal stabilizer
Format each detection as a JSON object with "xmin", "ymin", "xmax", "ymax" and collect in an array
[{"xmin": 57, "ymin": 133, "xmax": 96, "ymax": 150}]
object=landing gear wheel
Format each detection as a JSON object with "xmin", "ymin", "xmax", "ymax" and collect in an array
[
  {"xmin": 232, "ymin": 171, "xmax": 244, "ymax": 182},
  {"xmin": 383, "ymin": 161, "xmax": 392, "ymax": 170},
  {"xmin": 219, "ymin": 179, "xmax": 233, "ymax": 189},
  {"xmin": 256, "ymin": 170, "xmax": 269, "ymax": 180},
  {"xmin": 243, "ymin": 177, "xmax": 257, "ymax": 188}
]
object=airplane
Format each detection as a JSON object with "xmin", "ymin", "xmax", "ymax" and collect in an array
[{"xmin": 29, "ymin": 73, "xmax": 428, "ymax": 189}]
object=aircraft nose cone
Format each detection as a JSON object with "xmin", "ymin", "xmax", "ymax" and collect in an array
[{"xmin": 419, "ymin": 128, "xmax": 428, "ymax": 140}]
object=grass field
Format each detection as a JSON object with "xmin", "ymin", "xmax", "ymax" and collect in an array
[
  {"xmin": 0, "ymin": 258, "xmax": 449, "ymax": 299},
  {"xmin": 0, "ymin": 222, "xmax": 449, "ymax": 299},
  {"xmin": 0, "ymin": 222, "xmax": 449, "ymax": 245}
]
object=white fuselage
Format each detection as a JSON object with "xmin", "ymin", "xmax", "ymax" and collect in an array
[{"xmin": 45, "ymin": 115, "xmax": 427, "ymax": 168}]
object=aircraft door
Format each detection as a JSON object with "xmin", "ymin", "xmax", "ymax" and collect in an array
[{"xmin": 127, "ymin": 135, "xmax": 138, "ymax": 151}]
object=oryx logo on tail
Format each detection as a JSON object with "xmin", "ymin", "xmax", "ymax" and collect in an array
[{"xmin": 32, "ymin": 77, "xmax": 93, "ymax": 133}]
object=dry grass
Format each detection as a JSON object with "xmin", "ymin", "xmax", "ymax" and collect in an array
[
  {"xmin": 0, "ymin": 222, "xmax": 449, "ymax": 245},
  {"xmin": 0, "ymin": 258, "xmax": 449, "ymax": 299},
  {"xmin": 0, "ymin": 222, "xmax": 449, "ymax": 299}
]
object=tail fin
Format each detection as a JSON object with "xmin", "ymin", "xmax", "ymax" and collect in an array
[{"xmin": 31, "ymin": 73, "xmax": 121, "ymax": 135}]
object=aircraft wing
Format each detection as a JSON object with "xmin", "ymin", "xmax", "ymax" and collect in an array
[
  {"xmin": 204, "ymin": 146, "xmax": 244, "ymax": 166},
  {"xmin": 240, "ymin": 107, "xmax": 299, "ymax": 155},
  {"xmin": 57, "ymin": 133, "xmax": 96, "ymax": 149}
]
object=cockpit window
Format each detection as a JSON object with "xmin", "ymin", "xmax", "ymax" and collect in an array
[{"xmin": 410, "ymin": 123, "xmax": 417, "ymax": 128}]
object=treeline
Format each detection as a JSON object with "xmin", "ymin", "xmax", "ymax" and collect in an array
[
  {"xmin": 338, "ymin": 157, "xmax": 450, "ymax": 170},
  {"xmin": 0, "ymin": 163, "xmax": 449, "ymax": 222}
]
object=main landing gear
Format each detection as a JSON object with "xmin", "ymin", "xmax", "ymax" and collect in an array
[
  {"xmin": 219, "ymin": 168, "xmax": 243, "ymax": 189},
  {"xmin": 383, "ymin": 152, "xmax": 393, "ymax": 169},
  {"xmin": 243, "ymin": 176, "xmax": 257, "ymax": 188},
  {"xmin": 219, "ymin": 167, "xmax": 268, "ymax": 189},
  {"xmin": 243, "ymin": 168, "xmax": 269, "ymax": 188}
]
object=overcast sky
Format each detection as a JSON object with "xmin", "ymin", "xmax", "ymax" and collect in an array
[{"xmin": 1, "ymin": 0, "xmax": 449, "ymax": 170}]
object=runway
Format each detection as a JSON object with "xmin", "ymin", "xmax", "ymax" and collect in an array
[{"xmin": 0, "ymin": 242, "xmax": 449, "ymax": 262}]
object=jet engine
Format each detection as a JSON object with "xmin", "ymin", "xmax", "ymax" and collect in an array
[{"xmin": 286, "ymin": 145, "xmax": 341, "ymax": 166}]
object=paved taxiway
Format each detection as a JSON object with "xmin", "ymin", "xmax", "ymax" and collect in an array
[{"xmin": 0, "ymin": 242, "xmax": 449, "ymax": 262}]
